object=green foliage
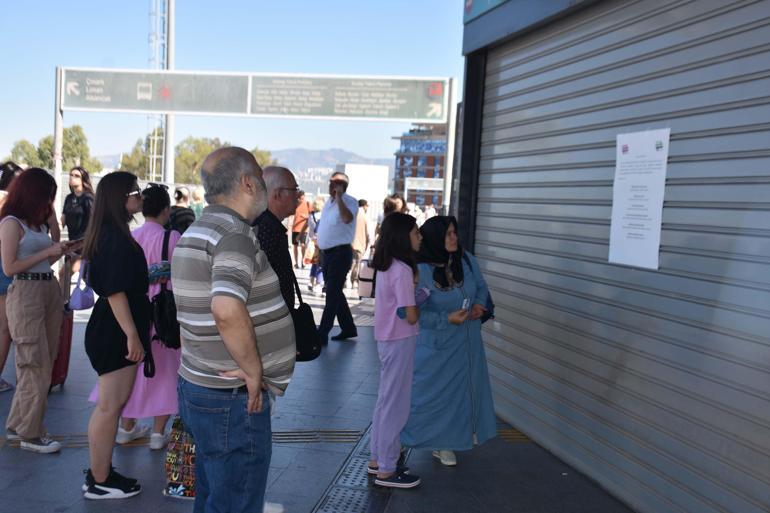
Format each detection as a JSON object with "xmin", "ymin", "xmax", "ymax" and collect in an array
[
  {"xmin": 9, "ymin": 139, "xmax": 43, "ymax": 167},
  {"xmin": 8, "ymin": 125, "xmax": 102, "ymax": 173},
  {"xmin": 174, "ymin": 136, "xmax": 228, "ymax": 185},
  {"xmin": 119, "ymin": 138, "xmax": 148, "ymax": 179},
  {"xmin": 251, "ymin": 146, "xmax": 276, "ymax": 168}
]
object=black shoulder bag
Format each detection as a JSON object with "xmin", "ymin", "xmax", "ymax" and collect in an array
[
  {"xmin": 291, "ymin": 274, "xmax": 322, "ymax": 362},
  {"xmin": 151, "ymin": 230, "xmax": 181, "ymax": 349}
]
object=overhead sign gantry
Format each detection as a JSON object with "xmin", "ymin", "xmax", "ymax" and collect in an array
[{"xmin": 54, "ymin": 66, "xmax": 456, "ymax": 211}]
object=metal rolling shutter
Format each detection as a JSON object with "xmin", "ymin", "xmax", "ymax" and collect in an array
[{"xmin": 475, "ymin": 1, "xmax": 770, "ymax": 512}]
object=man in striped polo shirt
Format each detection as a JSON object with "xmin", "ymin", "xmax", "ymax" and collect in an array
[{"xmin": 171, "ymin": 147, "xmax": 295, "ymax": 512}]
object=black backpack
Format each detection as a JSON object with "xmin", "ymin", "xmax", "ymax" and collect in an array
[{"xmin": 151, "ymin": 230, "xmax": 181, "ymax": 349}]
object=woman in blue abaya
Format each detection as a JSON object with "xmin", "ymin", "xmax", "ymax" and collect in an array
[{"xmin": 401, "ymin": 216, "xmax": 497, "ymax": 466}]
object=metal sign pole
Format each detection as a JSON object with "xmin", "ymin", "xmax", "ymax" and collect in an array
[
  {"xmin": 163, "ymin": 0, "xmax": 176, "ymax": 184},
  {"xmin": 443, "ymin": 78, "xmax": 457, "ymax": 215},
  {"xmin": 53, "ymin": 66, "xmax": 64, "ymax": 216}
]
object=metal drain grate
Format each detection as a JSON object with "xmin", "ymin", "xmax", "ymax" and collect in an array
[
  {"xmin": 316, "ymin": 485, "xmax": 389, "ymax": 513},
  {"xmin": 312, "ymin": 422, "xmax": 397, "ymax": 513},
  {"xmin": 356, "ymin": 431, "xmax": 372, "ymax": 458},
  {"xmin": 336, "ymin": 456, "xmax": 371, "ymax": 488}
]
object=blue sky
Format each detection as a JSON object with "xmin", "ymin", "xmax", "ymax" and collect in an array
[{"xmin": 0, "ymin": 1, "xmax": 464, "ymax": 161}]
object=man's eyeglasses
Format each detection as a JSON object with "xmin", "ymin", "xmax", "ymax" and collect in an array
[
  {"xmin": 145, "ymin": 182, "xmax": 169, "ymax": 190},
  {"xmin": 277, "ymin": 186, "xmax": 301, "ymax": 194}
]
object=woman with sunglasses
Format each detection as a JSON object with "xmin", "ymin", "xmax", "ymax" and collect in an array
[
  {"xmin": 82, "ymin": 172, "xmax": 151, "ymax": 500},
  {"xmin": 88, "ymin": 183, "xmax": 181, "ymax": 450},
  {"xmin": 60, "ymin": 166, "xmax": 94, "ymax": 287}
]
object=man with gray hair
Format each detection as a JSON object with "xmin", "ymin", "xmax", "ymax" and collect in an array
[
  {"xmin": 253, "ymin": 166, "xmax": 301, "ymax": 309},
  {"xmin": 171, "ymin": 147, "xmax": 295, "ymax": 513}
]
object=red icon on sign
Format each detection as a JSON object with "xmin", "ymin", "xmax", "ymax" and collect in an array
[
  {"xmin": 428, "ymin": 82, "xmax": 443, "ymax": 97},
  {"xmin": 160, "ymin": 85, "xmax": 170, "ymax": 99}
]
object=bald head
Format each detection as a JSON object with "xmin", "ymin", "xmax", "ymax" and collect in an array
[
  {"xmin": 201, "ymin": 147, "xmax": 261, "ymax": 203},
  {"xmin": 263, "ymin": 166, "xmax": 295, "ymax": 194},
  {"xmin": 263, "ymin": 165, "xmax": 300, "ymax": 220}
]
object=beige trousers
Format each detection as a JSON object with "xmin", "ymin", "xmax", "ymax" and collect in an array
[{"xmin": 5, "ymin": 279, "xmax": 62, "ymax": 439}]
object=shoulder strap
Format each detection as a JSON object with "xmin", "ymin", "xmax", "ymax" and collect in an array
[
  {"xmin": 462, "ymin": 252, "xmax": 473, "ymax": 274},
  {"xmin": 160, "ymin": 230, "xmax": 172, "ymax": 292},
  {"xmin": 162, "ymin": 229, "xmax": 171, "ymax": 261},
  {"xmin": 292, "ymin": 272, "xmax": 304, "ymax": 306}
]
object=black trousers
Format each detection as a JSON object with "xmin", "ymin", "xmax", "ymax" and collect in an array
[{"xmin": 318, "ymin": 245, "xmax": 356, "ymax": 340}]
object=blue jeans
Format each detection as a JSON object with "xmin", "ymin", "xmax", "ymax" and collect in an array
[{"xmin": 178, "ymin": 377, "xmax": 272, "ymax": 513}]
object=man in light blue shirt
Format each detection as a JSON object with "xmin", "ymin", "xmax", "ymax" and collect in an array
[{"xmin": 316, "ymin": 172, "xmax": 359, "ymax": 343}]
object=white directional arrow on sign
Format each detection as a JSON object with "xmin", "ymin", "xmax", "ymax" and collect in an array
[
  {"xmin": 427, "ymin": 102, "xmax": 442, "ymax": 118},
  {"xmin": 66, "ymin": 81, "xmax": 80, "ymax": 96}
]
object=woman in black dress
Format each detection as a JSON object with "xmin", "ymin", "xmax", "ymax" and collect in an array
[
  {"xmin": 82, "ymin": 172, "xmax": 151, "ymax": 500},
  {"xmin": 59, "ymin": 166, "xmax": 94, "ymax": 288}
]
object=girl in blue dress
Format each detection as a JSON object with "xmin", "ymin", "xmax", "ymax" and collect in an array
[{"xmin": 401, "ymin": 216, "xmax": 497, "ymax": 466}]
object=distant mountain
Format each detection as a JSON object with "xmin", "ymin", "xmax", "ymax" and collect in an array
[{"xmin": 271, "ymin": 148, "xmax": 393, "ymax": 173}]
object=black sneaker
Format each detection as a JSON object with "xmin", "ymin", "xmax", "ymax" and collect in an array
[
  {"xmin": 367, "ymin": 464, "xmax": 409, "ymax": 476},
  {"xmin": 83, "ymin": 468, "xmax": 141, "ymax": 500},
  {"xmin": 82, "ymin": 467, "xmax": 138, "ymax": 492},
  {"xmin": 20, "ymin": 434, "xmax": 61, "ymax": 453},
  {"xmin": 374, "ymin": 471, "xmax": 421, "ymax": 489}
]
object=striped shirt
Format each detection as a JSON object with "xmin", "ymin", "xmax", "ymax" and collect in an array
[{"xmin": 171, "ymin": 204, "xmax": 295, "ymax": 393}]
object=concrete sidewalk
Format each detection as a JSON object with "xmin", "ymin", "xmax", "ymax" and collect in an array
[{"xmin": 0, "ymin": 269, "xmax": 634, "ymax": 512}]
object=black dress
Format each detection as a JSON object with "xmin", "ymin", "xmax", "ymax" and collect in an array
[
  {"xmin": 84, "ymin": 224, "xmax": 151, "ymax": 376},
  {"xmin": 62, "ymin": 191, "xmax": 94, "ymax": 240}
]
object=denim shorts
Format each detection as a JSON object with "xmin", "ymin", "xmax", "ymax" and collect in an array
[
  {"xmin": 0, "ymin": 268, "xmax": 13, "ymax": 296},
  {"xmin": 178, "ymin": 377, "xmax": 272, "ymax": 513}
]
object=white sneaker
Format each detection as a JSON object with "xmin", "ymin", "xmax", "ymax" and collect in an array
[
  {"xmin": 115, "ymin": 424, "xmax": 151, "ymax": 444},
  {"xmin": 432, "ymin": 450, "xmax": 457, "ymax": 466},
  {"xmin": 149, "ymin": 432, "xmax": 168, "ymax": 450},
  {"xmin": 264, "ymin": 502, "xmax": 285, "ymax": 513},
  {"xmin": 21, "ymin": 434, "xmax": 62, "ymax": 454}
]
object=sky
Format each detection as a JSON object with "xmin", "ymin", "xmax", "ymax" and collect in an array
[{"xmin": 0, "ymin": 0, "xmax": 465, "ymax": 162}]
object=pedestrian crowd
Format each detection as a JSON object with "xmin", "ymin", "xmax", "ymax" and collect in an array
[{"xmin": 0, "ymin": 149, "xmax": 495, "ymax": 510}]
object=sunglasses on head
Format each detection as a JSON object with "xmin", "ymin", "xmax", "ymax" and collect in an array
[{"xmin": 145, "ymin": 182, "xmax": 169, "ymax": 190}]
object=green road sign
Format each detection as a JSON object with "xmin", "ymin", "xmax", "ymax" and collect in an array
[
  {"xmin": 61, "ymin": 68, "xmax": 448, "ymax": 122},
  {"xmin": 62, "ymin": 69, "xmax": 249, "ymax": 114},
  {"xmin": 250, "ymin": 75, "xmax": 447, "ymax": 122}
]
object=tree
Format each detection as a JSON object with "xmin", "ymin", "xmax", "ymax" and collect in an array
[
  {"xmin": 120, "ymin": 134, "xmax": 275, "ymax": 184},
  {"xmin": 119, "ymin": 138, "xmax": 148, "ymax": 179},
  {"xmin": 174, "ymin": 136, "xmax": 229, "ymax": 184},
  {"xmin": 35, "ymin": 125, "xmax": 102, "ymax": 173},
  {"xmin": 9, "ymin": 139, "xmax": 43, "ymax": 167},
  {"xmin": 251, "ymin": 146, "xmax": 275, "ymax": 168}
]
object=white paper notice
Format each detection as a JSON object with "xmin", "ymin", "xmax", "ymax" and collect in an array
[{"xmin": 608, "ymin": 128, "xmax": 671, "ymax": 270}]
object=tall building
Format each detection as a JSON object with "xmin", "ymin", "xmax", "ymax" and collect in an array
[{"xmin": 392, "ymin": 124, "xmax": 447, "ymax": 208}]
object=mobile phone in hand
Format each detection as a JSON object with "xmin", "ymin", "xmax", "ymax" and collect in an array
[{"xmin": 461, "ymin": 298, "xmax": 470, "ymax": 310}]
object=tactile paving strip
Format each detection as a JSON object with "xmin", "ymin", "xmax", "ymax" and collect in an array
[{"xmin": 0, "ymin": 429, "xmax": 364, "ymax": 450}]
